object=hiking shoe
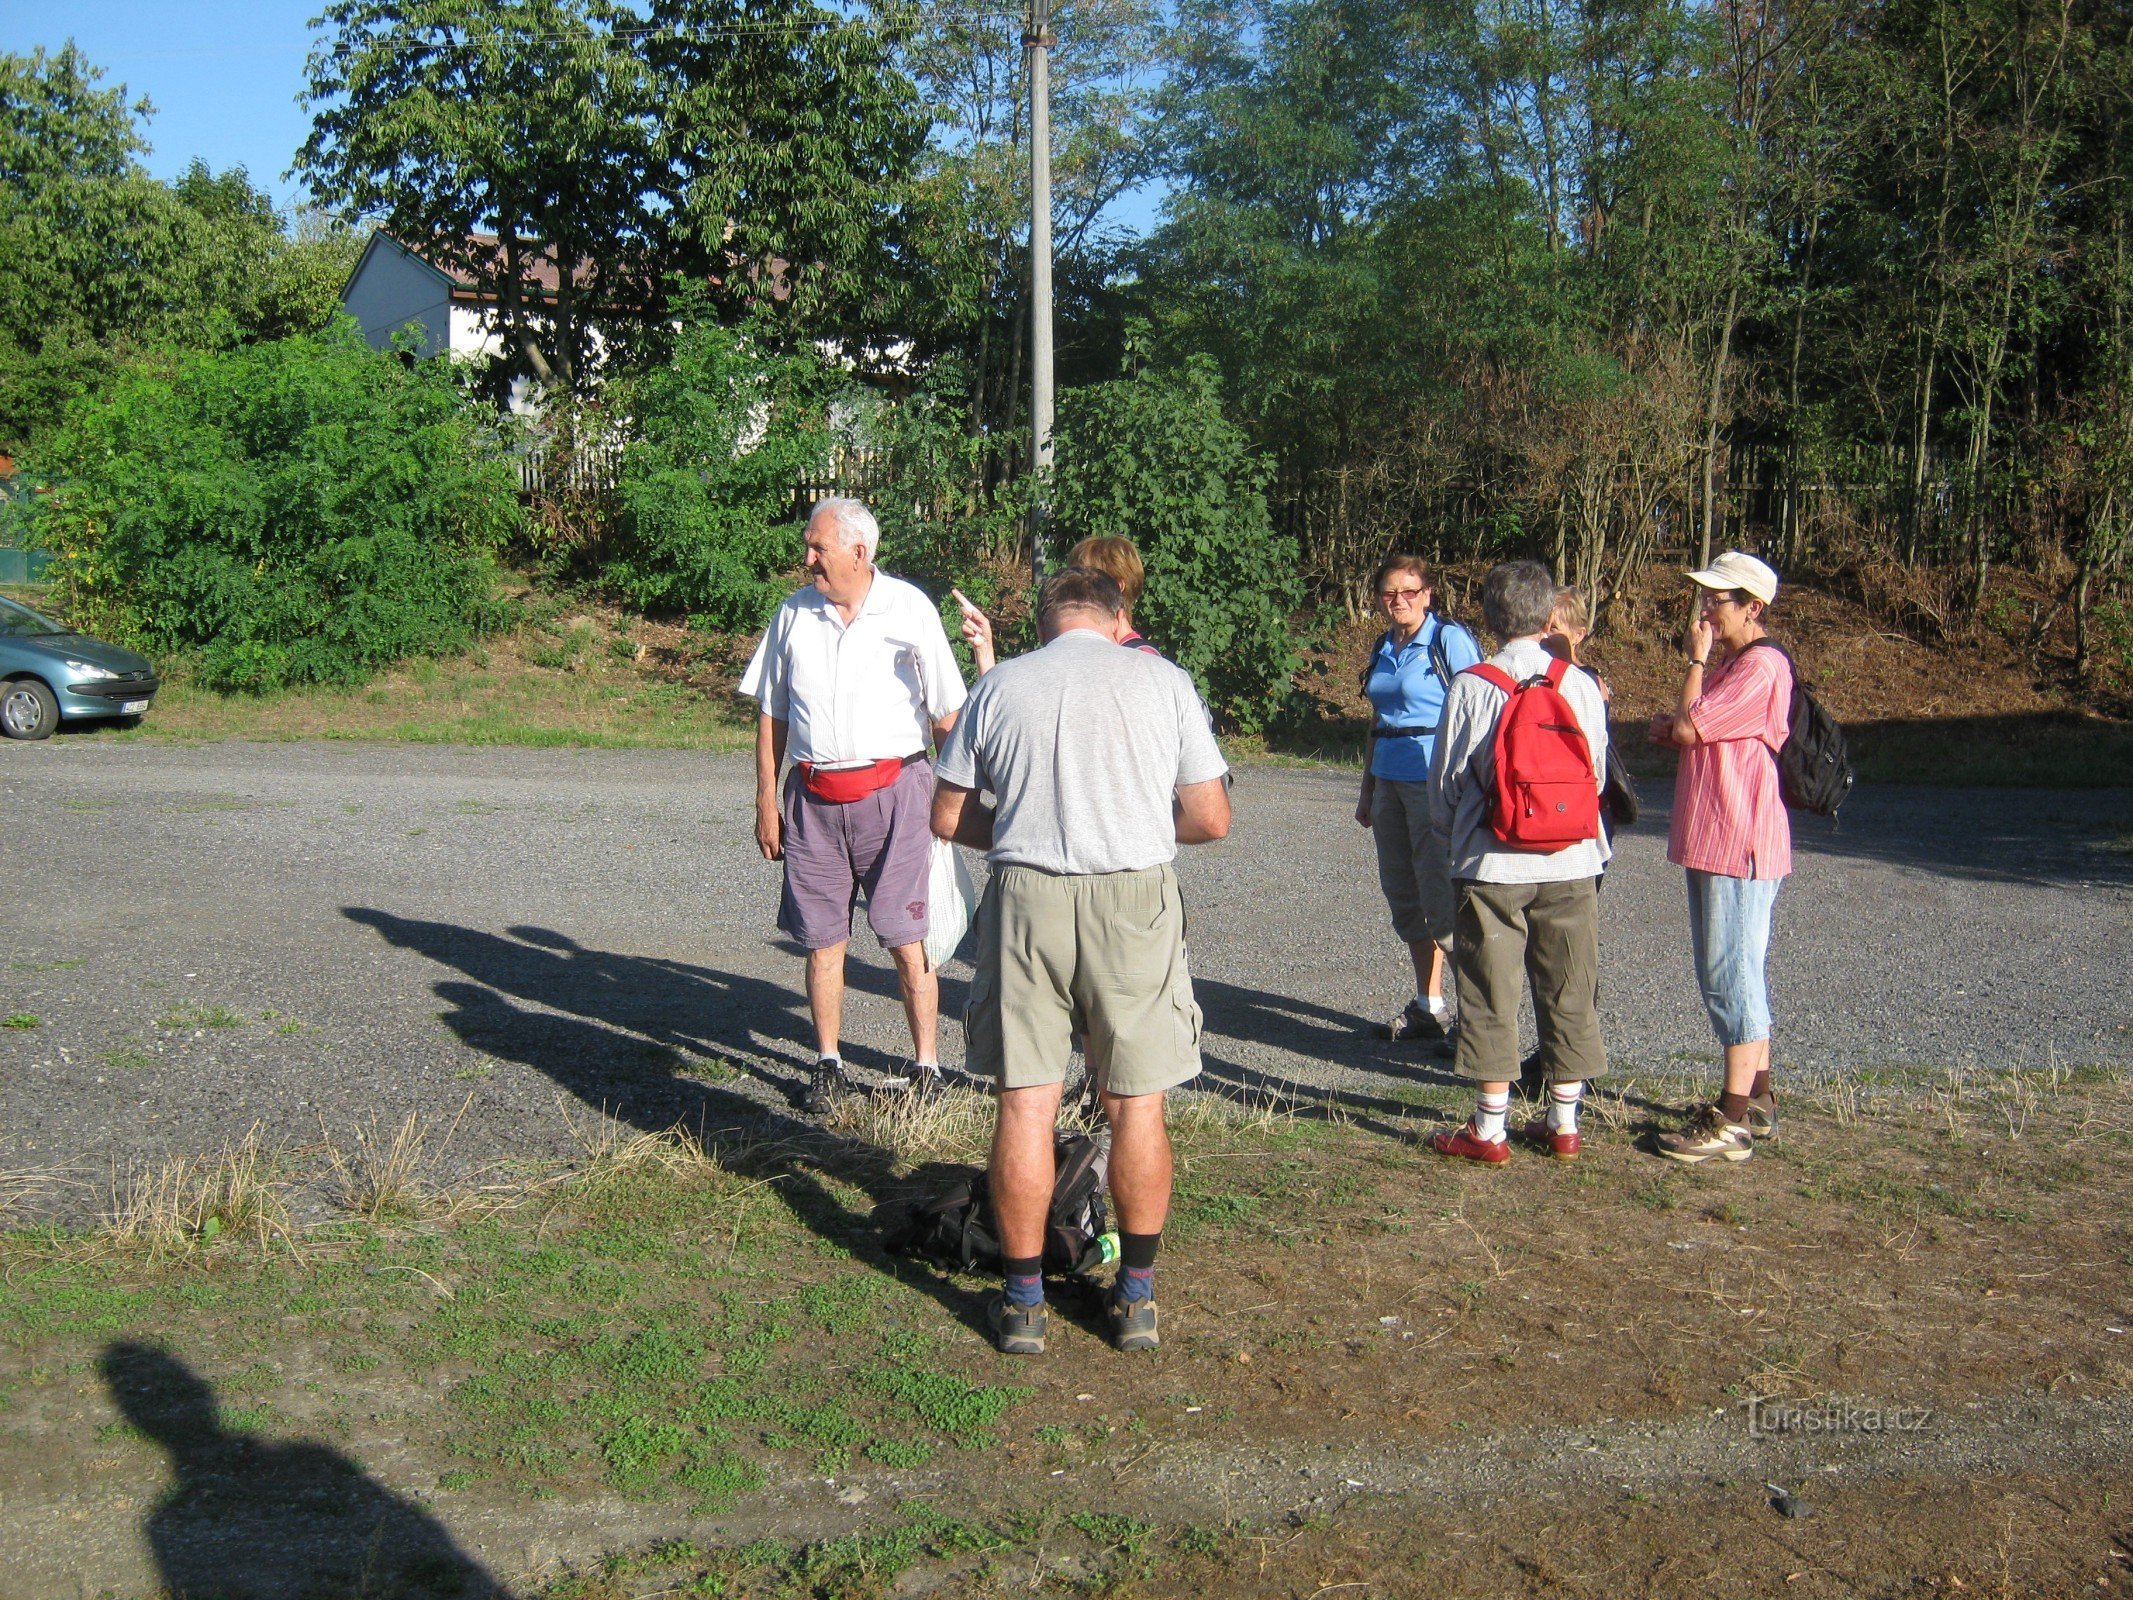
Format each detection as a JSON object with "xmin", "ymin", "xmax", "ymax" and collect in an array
[
  {"xmin": 1107, "ymin": 1293, "xmax": 1160, "ymax": 1352},
  {"xmin": 878, "ymin": 1060, "xmax": 943, "ymax": 1099},
  {"xmin": 1658, "ymin": 1105, "xmax": 1754, "ymax": 1165},
  {"xmin": 1516, "ymin": 1118, "xmax": 1581, "ymax": 1160},
  {"xmin": 803, "ymin": 1059, "xmax": 851, "ymax": 1116},
  {"xmin": 1429, "ymin": 1121, "xmax": 1511, "ymax": 1164},
  {"xmin": 1744, "ymin": 1091, "xmax": 1778, "ymax": 1140},
  {"xmin": 1376, "ymin": 999, "xmax": 1449, "ymax": 1043},
  {"xmin": 1517, "ymin": 1050, "xmax": 1547, "ymax": 1099},
  {"xmin": 987, "ymin": 1294, "xmax": 1048, "ymax": 1355}
]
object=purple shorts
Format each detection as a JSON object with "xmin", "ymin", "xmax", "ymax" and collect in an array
[{"xmin": 778, "ymin": 757, "xmax": 934, "ymax": 951}]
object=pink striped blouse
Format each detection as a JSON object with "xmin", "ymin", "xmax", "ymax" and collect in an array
[{"xmin": 1667, "ymin": 645, "xmax": 1793, "ymax": 880}]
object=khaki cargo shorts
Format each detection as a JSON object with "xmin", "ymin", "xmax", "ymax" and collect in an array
[{"xmin": 964, "ymin": 863, "xmax": 1203, "ymax": 1097}]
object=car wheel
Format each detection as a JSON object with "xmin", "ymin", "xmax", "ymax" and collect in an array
[{"xmin": 0, "ymin": 677, "xmax": 59, "ymax": 740}]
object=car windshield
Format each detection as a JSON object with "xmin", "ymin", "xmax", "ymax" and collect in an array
[{"xmin": 0, "ymin": 597, "xmax": 66, "ymax": 637}]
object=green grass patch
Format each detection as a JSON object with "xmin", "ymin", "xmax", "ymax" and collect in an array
[
  {"xmin": 156, "ymin": 1003, "xmax": 246, "ymax": 1030},
  {"xmin": 2, "ymin": 1014, "xmax": 39, "ymax": 1029}
]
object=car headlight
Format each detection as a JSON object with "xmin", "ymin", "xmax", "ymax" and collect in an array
[{"xmin": 64, "ymin": 661, "xmax": 119, "ymax": 682}]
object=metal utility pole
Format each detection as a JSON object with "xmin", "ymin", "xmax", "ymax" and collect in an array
[{"xmin": 1026, "ymin": 0, "xmax": 1055, "ymax": 581}]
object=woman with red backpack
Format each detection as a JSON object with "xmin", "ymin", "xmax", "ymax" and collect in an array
[{"xmin": 1647, "ymin": 551, "xmax": 1793, "ymax": 1164}]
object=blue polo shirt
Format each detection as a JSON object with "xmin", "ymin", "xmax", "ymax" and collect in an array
[{"xmin": 1365, "ymin": 614, "xmax": 1483, "ymax": 782}]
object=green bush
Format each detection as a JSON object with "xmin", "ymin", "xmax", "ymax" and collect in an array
[
  {"xmin": 602, "ymin": 321, "xmax": 836, "ymax": 627},
  {"xmin": 1053, "ymin": 356, "xmax": 1300, "ymax": 730},
  {"xmin": 35, "ymin": 324, "xmax": 518, "ymax": 691}
]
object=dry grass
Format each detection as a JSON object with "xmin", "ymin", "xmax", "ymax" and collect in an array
[
  {"xmin": 113, "ymin": 604, "xmax": 756, "ymax": 751},
  {"xmin": 100, "ymin": 1125, "xmax": 292, "ymax": 1254},
  {"xmin": 0, "ymin": 1167, "xmax": 81, "ymax": 1227},
  {"xmin": 319, "ymin": 1097, "xmax": 476, "ymax": 1222}
]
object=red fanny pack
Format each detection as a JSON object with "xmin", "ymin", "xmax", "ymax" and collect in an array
[{"xmin": 800, "ymin": 756, "xmax": 908, "ymax": 803}]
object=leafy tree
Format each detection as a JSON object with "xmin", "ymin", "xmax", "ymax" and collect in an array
[
  {"xmin": 648, "ymin": 0, "xmax": 927, "ymax": 347},
  {"xmin": 1052, "ymin": 355, "xmax": 1299, "ymax": 729},
  {"xmin": 299, "ymin": 0, "xmax": 661, "ymax": 396},
  {"xmin": 37, "ymin": 324, "xmax": 519, "ymax": 692},
  {"xmin": 1, "ymin": 46, "xmax": 361, "ymax": 448}
]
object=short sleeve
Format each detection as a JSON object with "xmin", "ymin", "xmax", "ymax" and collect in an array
[
  {"xmin": 1172, "ymin": 668, "xmax": 1229, "ymax": 786},
  {"xmin": 1689, "ymin": 649, "xmax": 1787, "ymax": 747},
  {"xmin": 1444, "ymin": 622, "xmax": 1484, "ymax": 673},
  {"xmin": 933, "ymin": 680, "xmax": 987, "ymax": 790},
  {"xmin": 737, "ymin": 610, "xmax": 788, "ymax": 717},
  {"xmin": 916, "ymin": 600, "xmax": 968, "ymax": 719}
]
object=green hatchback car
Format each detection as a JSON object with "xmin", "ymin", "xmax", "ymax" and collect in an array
[{"xmin": 0, "ymin": 595, "xmax": 159, "ymax": 739}]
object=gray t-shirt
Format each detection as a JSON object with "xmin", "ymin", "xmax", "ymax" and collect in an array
[{"xmin": 935, "ymin": 628, "xmax": 1230, "ymax": 875}]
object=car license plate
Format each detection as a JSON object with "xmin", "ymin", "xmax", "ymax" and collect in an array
[{"xmin": 120, "ymin": 699, "xmax": 149, "ymax": 714}]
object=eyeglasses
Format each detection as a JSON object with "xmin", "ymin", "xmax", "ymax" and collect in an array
[
  {"xmin": 1699, "ymin": 590, "xmax": 1743, "ymax": 610},
  {"xmin": 1378, "ymin": 587, "xmax": 1427, "ymax": 605}
]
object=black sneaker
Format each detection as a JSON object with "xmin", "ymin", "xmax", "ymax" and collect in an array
[
  {"xmin": 804, "ymin": 1059, "xmax": 850, "ymax": 1116},
  {"xmin": 907, "ymin": 1063, "xmax": 944, "ymax": 1100},
  {"xmin": 1375, "ymin": 999, "xmax": 1450, "ymax": 1043},
  {"xmin": 1107, "ymin": 1291, "xmax": 1159, "ymax": 1352},
  {"xmin": 987, "ymin": 1294, "xmax": 1048, "ymax": 1355}
]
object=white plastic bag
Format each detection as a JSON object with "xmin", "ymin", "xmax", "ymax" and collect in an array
[{"xmin": 923, "ymin": 838, "xmax": 976, "ymax": 969}]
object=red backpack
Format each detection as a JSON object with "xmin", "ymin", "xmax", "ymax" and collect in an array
[{"xmin": 1465, "ymin": 658, "xmax": 1600, "ymax": 851}]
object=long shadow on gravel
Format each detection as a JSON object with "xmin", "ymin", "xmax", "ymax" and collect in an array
[
  {"xmin": 103, "ymin": 1341, "xmax": 512, "ymax": 1600},
  {"xmin": 341, "ymin": 910, "xmax": 993, "ymax": 1334}
]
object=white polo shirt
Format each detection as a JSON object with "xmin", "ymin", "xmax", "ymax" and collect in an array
[{"xmin": 738, "ymin": 570, "xmax": 968, "ymax": 767}]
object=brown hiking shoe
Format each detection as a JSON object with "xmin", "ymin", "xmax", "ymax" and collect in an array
[
  {"xmin": 1658, "ymin": 1104, "xmax": 1753, "ymax": 1165},
  {"xmin": 1744, "ymin": 1091, "xmax": 1778, "ymax": 1140}
]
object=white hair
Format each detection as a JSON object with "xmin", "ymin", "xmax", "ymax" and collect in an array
[{"xmin": 811, "ymin": 496, "xmax": 879, "ymax": 560}]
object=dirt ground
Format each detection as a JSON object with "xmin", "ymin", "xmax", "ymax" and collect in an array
[{"xmin": 6, "ymin": 1072, "xmax": 2131, "ymax": 1600}]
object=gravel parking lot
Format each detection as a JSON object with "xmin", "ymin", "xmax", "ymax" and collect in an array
[{"xmin": 5, "ymin": 740, "xmax": 2130, "ymax": 1197}]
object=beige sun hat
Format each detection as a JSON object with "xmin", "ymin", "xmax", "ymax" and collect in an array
[{"xmin": 1685, "ymin": 550, "xmax": 1778, "ymax": 605}]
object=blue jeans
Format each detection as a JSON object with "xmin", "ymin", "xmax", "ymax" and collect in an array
[{"xmin": 1685, "ymin": 869, "xmax": 1780, "ymax": 1047}]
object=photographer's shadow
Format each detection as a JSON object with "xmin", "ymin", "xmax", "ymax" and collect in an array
[{"xmin": 103, "ymin": 1342, "xmax": 511, "ymax": 1600}]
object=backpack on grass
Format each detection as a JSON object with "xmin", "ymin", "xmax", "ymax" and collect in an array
[
  {"xmin": 1742, "ymin": 640, "xmax": 1853, "ymax": 818},
  {"xmin": 1465, "ymin": 658, "xmax": 1602, "ymax": 851},
  {"xmin": 886, "ymin": 1131, "xmax": 1110, "ymax": 1279}
]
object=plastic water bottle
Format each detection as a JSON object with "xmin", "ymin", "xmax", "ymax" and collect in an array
[{"xmin": 1095, "ymin": 1231, "xmax": 1120, "ymax": 1265}]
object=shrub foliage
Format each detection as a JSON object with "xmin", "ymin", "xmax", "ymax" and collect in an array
[
  {"xmin": 601, "ymin": 321, "xmax": 836, "ymax": 627},
  {"xmin": 1053, "ymin": 356, "xmax": 1300, "ymax": 729},
  {"xmin": 39, "ymin": 325, "xmax": 518, "ymax": 691}
]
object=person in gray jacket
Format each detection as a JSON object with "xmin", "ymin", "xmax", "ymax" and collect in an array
[{"xmin": 1427, "ymin": 560, "xmax": 1611, "ymax": 1162}]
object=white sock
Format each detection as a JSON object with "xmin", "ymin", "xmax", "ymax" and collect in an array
[
  {"xmin": 817, "ymin": 1053, "xmax": 841, "ymax": 1069},
  {"xmin": 1548, "ymin": 1083, "xmax": 1584, "ymax": 1134},
  {"xmin": 1424, "ymin": 994, "xmax": 1448, "ymax": 1016},
  {"xmin": 1474, "ymin": 1090, "xmax": 1510, "ymax": 1142}
]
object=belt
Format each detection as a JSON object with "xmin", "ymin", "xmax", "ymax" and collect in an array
[
  {"xmin": 800, "ymin": 750, "xmax": 927, "ymax": 772},
  {"xmin": 1372, "ymin": 723, "xmax": 1437, "ymax": 738}
]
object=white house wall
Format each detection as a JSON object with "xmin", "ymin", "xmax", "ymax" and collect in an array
[{"xmin": 344, "ymin": 239, "xmax": 453, "ymax": 357}]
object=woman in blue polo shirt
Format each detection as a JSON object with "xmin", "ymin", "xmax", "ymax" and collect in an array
[{"xmin": 1353, "ymin": 554, "xmax": 1483, "ymax": 1044}]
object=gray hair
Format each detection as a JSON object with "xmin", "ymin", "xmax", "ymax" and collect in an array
[
  {"xmin": 810, "ymin": 496, "xmax": 879, "ymax": 559},
  {"xmin": 1481, "ymin": 559, "xmax": 1558, "ymax": 640}
]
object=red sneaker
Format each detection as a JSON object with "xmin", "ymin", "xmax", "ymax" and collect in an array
[
  {"xmin": 1430, "ymin": 1121, "xmax": 1510, "ymax": 1164},
  {"xmin": 1517, "ymin": 1118, "xmax": 1581, "ymax": 1160}
]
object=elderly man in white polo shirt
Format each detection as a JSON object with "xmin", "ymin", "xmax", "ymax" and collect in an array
[{"xmin": 739, "ymin": 497, "xmax": 968, "ymax": 1112}]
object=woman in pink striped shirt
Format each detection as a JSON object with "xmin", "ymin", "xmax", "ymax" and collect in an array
[{"xmin": 1645, "ymin": 552, "xmax": 1793, "ymax": 1165}]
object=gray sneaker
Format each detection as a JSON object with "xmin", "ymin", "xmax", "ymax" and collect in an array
[
  {"xmin": 1107, "ymin": 1293, "xmax": 1160, "ymax": 1352},
  {"xmin": 1376, "ymin": 999, "xmax": 1449, "ymax": 1043},
  {"xmin": 987, "ymin": 1294, "xmax": 1048, "ymax": 1355},
  {"xmin": 878, "ymin": 1060, "xmax": 943, "ymax": 1098}
]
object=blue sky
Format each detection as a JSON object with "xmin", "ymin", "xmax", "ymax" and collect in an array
[{"xmin": 3, "ymin": 0, "xmax": 319, "ymax": 209}]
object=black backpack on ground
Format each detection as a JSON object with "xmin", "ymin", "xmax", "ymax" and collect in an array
[
  {"xmin": 1743, "ymin": 639, "xmax": 1853, "ymax": 818},
  {"xmin": 886, "ymin": 1131, "xmax": 1110, "ymax": 1279}
]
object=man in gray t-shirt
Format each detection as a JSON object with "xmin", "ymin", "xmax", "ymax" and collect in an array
[{"xmin": 933, "ymin": 568, "xmax": 1230, "ymax": 1357}]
